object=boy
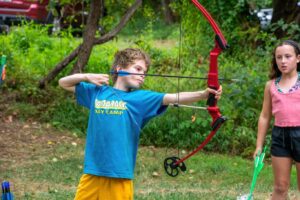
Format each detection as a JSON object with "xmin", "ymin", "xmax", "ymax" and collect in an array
[{"xmin": 59, "ymin": 48, "xmax": 222, "ymax": 200}]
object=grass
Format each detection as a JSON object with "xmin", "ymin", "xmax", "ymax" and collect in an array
[
  {"xmin": 1, "ymin": 121, "xmax": 299, "ymax": 200},
  {"xmin": 134, "ymin": 148, "xmax": 272, "ymax": 200}
]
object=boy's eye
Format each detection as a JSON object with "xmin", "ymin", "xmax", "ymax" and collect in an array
[{"xmin": 136, "ymin": 67, "xmax": 143, "ymax": 73}]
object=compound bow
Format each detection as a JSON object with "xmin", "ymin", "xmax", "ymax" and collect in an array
[{"xmin": 163, "ymin": 0, "xmax": 229, "ymax": 177}]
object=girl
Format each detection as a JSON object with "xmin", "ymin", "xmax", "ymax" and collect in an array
[{"xmin": 255, "ymin": 40, "xmax": 300, "ymax": 199}]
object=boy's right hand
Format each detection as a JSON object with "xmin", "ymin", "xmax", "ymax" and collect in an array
[{"xmin": 86, "ymin": 73, "xmax": 109, "ymax": 86}]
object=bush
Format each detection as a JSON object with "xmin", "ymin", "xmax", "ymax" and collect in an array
[{"xmin": 0, "ymin": 18, "xmax": 275, "ymax": 156}]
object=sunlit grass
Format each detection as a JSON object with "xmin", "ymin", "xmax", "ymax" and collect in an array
[{"xmin": 5, "ymin": 139, "xmax": 300, "ymax": 200}]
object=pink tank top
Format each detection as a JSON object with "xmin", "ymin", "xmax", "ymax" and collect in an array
[{"xmin": 270, "ymin": 80, "xmax": 300, "ymax": 127}]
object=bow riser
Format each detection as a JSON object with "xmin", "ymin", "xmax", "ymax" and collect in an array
[
  {"xmin": 207, "ymin": 107, "xmax": 221, "ymax": 120},
  {"xmin": 207, "ymin": 45, "xmax": 222, "ymax": 106}
]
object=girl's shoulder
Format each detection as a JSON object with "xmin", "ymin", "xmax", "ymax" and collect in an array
[
  {"xmin": 265, "ymin": 80, "xmax": 274, "ymax": 88},
  {"xmin": 264, "ymin": 80, "xmax": 277, "ymax": 95}
]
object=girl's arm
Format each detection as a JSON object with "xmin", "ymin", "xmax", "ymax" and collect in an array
[
  {"xmin": 58, "ymin": 73, "xmax": 109, "ymax": 92},
  {"xmin": 162, "ymin": 86, "xmax": 222, "ymax": 105},
  {"xmin": 254, "ymin": 81, "xmax": 272, "ymax": 157}
]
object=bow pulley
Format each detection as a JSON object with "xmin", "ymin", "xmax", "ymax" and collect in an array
[{"xmin": 164, "ymin": 156, "xmax": 187, "ymax": 177}]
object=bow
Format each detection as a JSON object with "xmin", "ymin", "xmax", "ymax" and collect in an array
[{"xmin": 163, "ymin": 0, "xmax": 229, "ymax": 177}]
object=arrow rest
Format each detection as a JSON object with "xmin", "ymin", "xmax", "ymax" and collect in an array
[{"xmin": 164, "ymin": 157, "xmax": 187, "ymax": 177}]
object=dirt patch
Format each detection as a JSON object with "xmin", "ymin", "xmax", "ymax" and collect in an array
[{"xmin": 0, "ymin": 116, "xmax": 83, "ymax": 174}]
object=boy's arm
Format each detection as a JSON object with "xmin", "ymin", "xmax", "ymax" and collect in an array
[
  {"xmin": 58, "ymin": 73, "xmax": 109, "ymax": 92},
  {"xmin": 162, "ymin": 86, "xmax": 222, "ymax": 105}
]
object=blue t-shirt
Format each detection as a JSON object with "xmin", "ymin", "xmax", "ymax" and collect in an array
[{"xmin": 76, "ymin": 82, "xmax": 167, "ymax": 179}]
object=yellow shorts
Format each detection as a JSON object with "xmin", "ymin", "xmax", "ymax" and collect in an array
[{"xmin": 74, "ymin": 174, "xmax": 133, "ymax": 200}]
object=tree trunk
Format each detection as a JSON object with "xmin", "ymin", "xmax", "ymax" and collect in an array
[
  {"xmin": 271, "ymin": 0, "xmax": 300, "ymax": 38},
  {"xmin": 70, "ymin": 0, "xmax": 102, "ymax": 74},
  {"xmin": 39, "ymin": 0, "xmax": 142, "ymax": 89},
  {"xmin": 161, "ymin": 0, "xmax": 175, "ymax": 25}
]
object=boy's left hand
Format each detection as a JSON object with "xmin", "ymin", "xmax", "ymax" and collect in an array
[{"xmin": 206, "ymin": 85, "xmax": 222, "ymax": 100}]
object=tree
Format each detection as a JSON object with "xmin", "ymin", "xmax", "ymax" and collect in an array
[
  {"xmin": 271, "ymin": 0, "xmax": 300, "ymax": 38},
  {"xmin": 71, "ymin": 0, "xmax": 102, "ymax": 74},
  {"xmin": 39, "ymin": 0, "xmax": 142, "ymax": 88},
  {"xmin": 161, "ymin": 0, "xmax": 176, "ymax": 25}
]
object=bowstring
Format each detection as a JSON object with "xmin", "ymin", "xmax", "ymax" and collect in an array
[
  {"xmin": 174, "ymin": 0, "xmax": 183, "ymax": 160},
  {"xmin": 174, "ymin": 0, "xmax": 202, "ymax": 160}
]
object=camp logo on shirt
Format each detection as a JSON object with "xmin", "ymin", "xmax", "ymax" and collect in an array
[{"xmin": 94, "ymin": 99, "xmax": 127, "ymax": 115}]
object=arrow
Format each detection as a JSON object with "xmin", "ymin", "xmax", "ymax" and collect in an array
[{"xmin": 111, "ymin": 70, "xmax": 239, "ymax": 82}]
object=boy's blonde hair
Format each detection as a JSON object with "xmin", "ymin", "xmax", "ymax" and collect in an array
[{"xmin": 111, "ymin": 48, "xmax": 151, "ymax": 83}]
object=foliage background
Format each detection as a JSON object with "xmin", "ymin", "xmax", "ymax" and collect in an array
[{"xmin": 1, "ymin": 0, "xmax": 300, "ymax": 157}]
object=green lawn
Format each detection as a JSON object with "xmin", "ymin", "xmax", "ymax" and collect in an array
[{"xmin": 1, "ymin": 121, "xmax": 299, "ymax": 200}]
